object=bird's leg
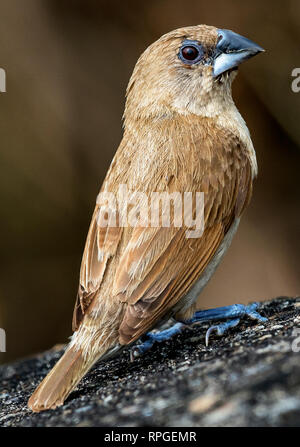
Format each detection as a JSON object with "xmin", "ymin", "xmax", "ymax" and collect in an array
[
  {"xmin": 130, "ymin": 322, "xmax": 185, "ymax": 361},
  {"xmin": 130, "ymin": 303, "xmax": 267, "ymax": 360},
  {"xmin": 184, "ymin": 302, "xmax": 267, "ymax": 346}
]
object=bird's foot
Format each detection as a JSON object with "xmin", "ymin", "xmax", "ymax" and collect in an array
[
  {"xmin": 130, "ymin": 303, "xmax": 267, "ymax": 360},
  {"xmin": 183, "ymin": 302, "xmax": 268, "ymax": 346},
  {"xmin": 130, "ymin": 322, "xmax": 185, "ymax": 361}
]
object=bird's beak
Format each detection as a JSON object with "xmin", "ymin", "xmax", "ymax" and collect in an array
[{"xmin": 213, "ymin": 29, "xmax": 264, "ymax": 78}]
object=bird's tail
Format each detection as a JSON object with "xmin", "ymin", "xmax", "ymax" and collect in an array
[
  {"xmin": 28, "ymin": 326, "xmax": 122, "ymax": 413},
  {"xmin": 28, "ymin": 345, "xmax": 98, "ymax": 412},
  {"xmin": 28, "ymin": 302, "xmax": 123, "ymax": 412}
]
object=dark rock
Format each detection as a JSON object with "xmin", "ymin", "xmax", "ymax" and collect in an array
[{"xmin": 1, "ymin": 297, "xmax": 300, "ymax": 427}]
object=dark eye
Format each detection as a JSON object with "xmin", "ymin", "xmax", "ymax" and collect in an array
[
  {"xmin": 178, "ymin": 41, "xmax": 203, "ymax": 65},
  {"xmin": 181, "ymin": 46, "xmax": 199, "ymax": 61}
]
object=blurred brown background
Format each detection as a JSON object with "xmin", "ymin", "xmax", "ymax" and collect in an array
[{"xmin": 0, "ymin": 0, "xmax": 299, "ymax": 364}]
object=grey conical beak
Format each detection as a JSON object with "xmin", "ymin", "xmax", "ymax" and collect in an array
[{"xmin": 213, "ymin": 29, "xmax": 264, "ymax": 78}]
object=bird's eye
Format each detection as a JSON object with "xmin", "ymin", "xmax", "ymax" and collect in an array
[
  {"xmin": 178, "ymin": 42, "xmax": 203, "ymax": 65},
  {"xmin": 182, "ymin": 46, "xmax": 199, "ymax": 60}
]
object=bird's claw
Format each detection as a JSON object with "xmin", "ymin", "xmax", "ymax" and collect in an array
[{"xmin": 205, "ymin": 318, "xmax": 241, "ymax": 346}]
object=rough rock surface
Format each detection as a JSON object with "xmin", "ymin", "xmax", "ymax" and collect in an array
[{"xmin": 1, "ymin": 297, "xmax": 300, "ymax": 427}]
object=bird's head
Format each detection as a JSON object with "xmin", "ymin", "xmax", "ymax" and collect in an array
[{"xmin": 124, "ymin": 25, "xmax": 264, "ymax": 123}]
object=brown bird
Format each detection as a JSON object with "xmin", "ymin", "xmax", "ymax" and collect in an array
[{"xmin": 28, "ymin": 25, "xmax": 265, "ymax": 412}]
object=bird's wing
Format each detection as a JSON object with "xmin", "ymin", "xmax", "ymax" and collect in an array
[
  {"xmin": 72, "ymin": 203, "xmax": 122, "ymax": 330},
  {"xmin": 73, "ymin": 118, "xmax": 253, "ymax": 339},
  {"xmin": 115, "ymin": 146, "xmax": 253, "ymax": 344}
]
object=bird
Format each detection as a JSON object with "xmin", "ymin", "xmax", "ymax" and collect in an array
[{"xmin": 28, "ymin": 24, "xmax": 265, "ymax": 412}]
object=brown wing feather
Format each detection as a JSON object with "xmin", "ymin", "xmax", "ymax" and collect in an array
[
  {"xmin": 118, "ymin": 224, "xmax": 225, "ymax": 343},
  {"xmin": 72, "ymin": 205, "xmax": 122, "ymax": 330}
]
